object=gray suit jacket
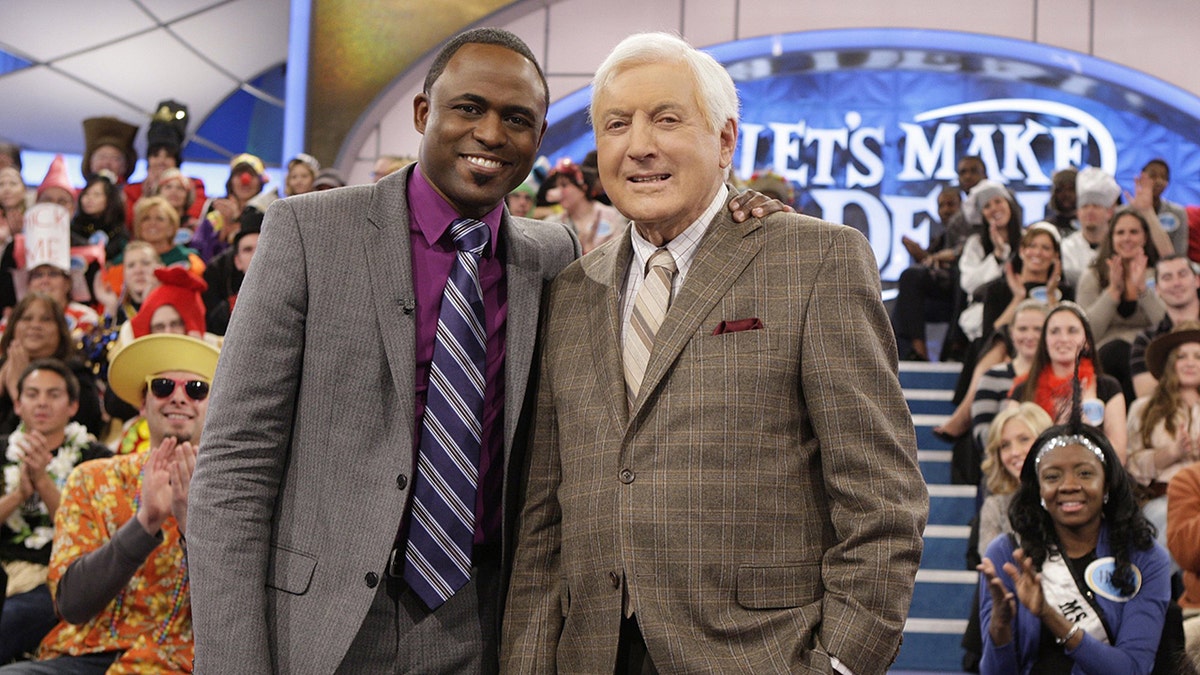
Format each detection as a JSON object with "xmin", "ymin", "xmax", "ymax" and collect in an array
[
  {"xmin": 502, "ymin": 203, "xmax": 928, "ymax": 673},
  {"xmin": 188, "ymin": 166, "xmax": 579, "ymax": 674}
]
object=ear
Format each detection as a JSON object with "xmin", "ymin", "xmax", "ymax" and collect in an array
[
  {"xmin": 67, "ymin": 399, "xmax": 79, "ymax": 418},
  {"xmin": 413, "ymin": 93, "xmax": 431, "ymax": 135},
  {"xmin": 718, "ymin": 119, "xmax": 738, "ymax": 170}
]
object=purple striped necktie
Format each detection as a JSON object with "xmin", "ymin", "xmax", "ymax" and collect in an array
[{"xmin": 403, "ymin": 217, "xmax": 489, "ymax": 610}]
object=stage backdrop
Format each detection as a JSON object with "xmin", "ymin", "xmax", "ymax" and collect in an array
[{"xmin": 539, "ymin": 29, "xmax": 1200, "ymax": 284}]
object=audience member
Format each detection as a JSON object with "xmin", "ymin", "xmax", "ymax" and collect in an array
[
  {"xmin": 129, "ymin": 268, "xmax": 207, "ymax": 340},
  {"xmin": 1131, "ymin": 255, "xmax": 1200, "ymax": 398},
  {"xmin": 0, "ymin": 145, "xmax": 20, "ymax": 173},
  {"xmin": 371, "ymin": 154, "xmax": 413, "ymax": 182},
  {"xmin": 1044, "ymin": 167, "xmax": 1077, "ymax": 236},
  {"xmin": 147, "ymin": 168, "xmax": 198, "ymax": 234},
  {"xmin": 0, "ymin": 169, "xmax": 26, "ymax": 247},
  {"xmin": 311, "ymin": 168, "xmax": 345, "ymax": 191},
  {"xmin": 12, "ymin": 205, "xmax": 99, "ymax": 340},
  {"xmin": 201, "ymin": 208, "xmax": 260, "ymax": 335},
  {"xmin": 0, "ymin": 359, "xmax": 110, "ymax": 663},
  {"xmin": 1137, "ymin": 159, "xmax": 1189, "ymax": 256},
  {"xmin": 1128, "ymin": 321, "xmax": 1200, "ymax": 551},
  {"xmin": 33, "ymin": 157, "xmax": 75, "ymax": 216},
  {"xmin": 0, "ymin": 295, "xmax": 102, "ymax": 438},
  {"xmin": 505, "ymin": 181, "xmax": 536, "ymax": 217},
  {"xmin": 957, "ymin": 181, "xmax": 1023, "ymax": 343},
  {"xmin": 1010, "ymin": 302, "xmax": 1126, "ymax": 460},
  {"xmin": 979, "ymin": 419, "xmax": 1172, "ymax": 673},
  {"xmin": 190, "ymin": 154, "xmax": 274, "ymax": 261},
  {"xmin": 131, "ymin": 196, "xmax": 203, "ymax": 274},
  {"xmin": 1061, "ymin": 167, "xmax": 1120, "ymax": 287},
  {"xmin": 283, "ymin": 153, "xmax": 319, "ymax": 197},
  {"xmin": 1166, "ymin": 462, "xmax": 1200, "ymax": 664},
  {"xmin": 970, "ymin": 300, "xmax": 1051, "ymax": 449},
  {"xmin": 123, "ymin": 100, "xmax": 207, "ymax": 226},
  {"xmin": 0, "ymin": 334, "xmax": 216, "ymax": 674},
  {"xmin": 96, "ymin": 241, "xmax": 161, "ymax": 329},
  {"xmin": 977, "ymin": 403, "xmax": 1054, "ymax": 559},
  {"xmin": 543, "ymin": 157, "xmax": 622, "ymax": 253},
  {"xmin": 80, "ymin": 117, "xmax": 137, "ymax": 185},
  {"xmin": 69, "ymin": 170, "xmax": 126, "ymax": 261},
  {"xmin": 980, "ymin": 222, "xmax": 1066, "ymax": 343},
  {"xmin": 1078, "ymin": 207, "xmax": 1165, "ymax": 402},
  {"xmin": 892, "ymin": 184, "xmax": 963, "ymax": 361}
]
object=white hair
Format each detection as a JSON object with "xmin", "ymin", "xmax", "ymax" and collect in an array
[{"xmin": 590, "ymin": 32, "xmax": 739, "ymax": 134}]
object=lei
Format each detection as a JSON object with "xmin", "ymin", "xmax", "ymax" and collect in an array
[{"xmin": 3, "ymin": 421, "xmax": 93, "ymax": 549}]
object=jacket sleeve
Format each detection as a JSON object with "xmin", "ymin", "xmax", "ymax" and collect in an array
[
  {"xmin": 501, "ymin": 290, "xmax": 565, "ymax": 674},
  {"xmin": 187, "ymin": 198, "xmax": 310, "ymax": 674},
  {"xmin": 803, "ymin": 227, "xmax": 929, "ymax": 674},
  {"xmin": 1168, "ymin": 466, "xmax": 1200, "ymax": 574},
  {"xmin": 979, "ymin": 535, "xmax": 1022, "ymax": 675}
]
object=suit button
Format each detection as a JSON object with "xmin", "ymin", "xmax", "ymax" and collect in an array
[
  {"xmin": 396, "ymin": 474, "xmax": 408, "ymax": 490},
  {"xmin": 619, "ymin": 468, "xmax": 634, "ymax": 484},
  {"xmin": 365, "ymin": 572, "xmax": 379, "ymax": 588},
  {"xmin": 609, "ymin": 571, "xmax": 620, "ymax": 589}
]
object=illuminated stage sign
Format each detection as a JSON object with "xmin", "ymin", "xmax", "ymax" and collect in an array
[{"xmin": 540, "ymin": 29, "xmax": 1200, "ymax": 283}]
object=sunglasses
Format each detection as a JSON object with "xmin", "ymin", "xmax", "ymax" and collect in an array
[{"xmin": 145, "ymin": 377, "xmax": 210, "ymax": 402}]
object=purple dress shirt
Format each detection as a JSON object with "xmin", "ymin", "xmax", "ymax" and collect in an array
[{"xmin": 406, "ymin": 167, "xmax": 507, "ymax": 548}]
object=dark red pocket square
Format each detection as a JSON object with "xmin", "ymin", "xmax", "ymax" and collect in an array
[{"xmin": 712, "ymin": 318, "xmax": 764, "ymax": 335}]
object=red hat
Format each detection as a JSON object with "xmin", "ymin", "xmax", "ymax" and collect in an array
[
  {"xmin": 37, "ymin": 154, "xmax": 77, "ymax": 201},
  {"xmin": 131, "ymin": 266, "xmax": 208, "ymax": 338}
]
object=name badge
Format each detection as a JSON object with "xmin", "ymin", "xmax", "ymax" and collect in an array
[{"xmin": 1085, "ymin": 556, "xmax": 1141, "ymax": 602}]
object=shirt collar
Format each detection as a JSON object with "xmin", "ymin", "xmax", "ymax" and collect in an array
[
  {"xmin": 629, "ymin": 184, "xmax": 727, "ymax": 282},
  {"xmin": 410, "ymin": 165, "xmax": 504, "ymax": 257}
]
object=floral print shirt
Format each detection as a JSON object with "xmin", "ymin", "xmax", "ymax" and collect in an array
[{"xmin": 36, "ymin": 452, "xmax": 192, "ymax": 674}]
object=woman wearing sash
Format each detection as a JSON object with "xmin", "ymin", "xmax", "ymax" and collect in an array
[{"xmin": 978, "ymin": 393, "xmax": 1172, "ymax": 674}]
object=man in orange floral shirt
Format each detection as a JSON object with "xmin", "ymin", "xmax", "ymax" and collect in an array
[{"xmin": 0, "ymin": 334, "xmax": 217, "ymax": 674}]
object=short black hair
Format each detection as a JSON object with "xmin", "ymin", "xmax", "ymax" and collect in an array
[
  {"xmin": 18, "ymin": 358, "xmax": 80, "ymax": 403},
  {"xmin": 423, "ymin": 27, "xmax": 549, "ymax": 108},
  {"xmin": 1142, "ymin": 158, "xmax": 1170, "ymax": 180}
]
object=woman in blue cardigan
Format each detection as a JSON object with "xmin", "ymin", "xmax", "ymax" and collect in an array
[{"xmin": 978, "ymin": 395, "xmax": 1171, "ymax": 674}]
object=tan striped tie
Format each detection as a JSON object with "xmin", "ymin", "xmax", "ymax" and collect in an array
[{"xmin": 624, "ymin": 248, "xmax": 677, "ymax": 406}]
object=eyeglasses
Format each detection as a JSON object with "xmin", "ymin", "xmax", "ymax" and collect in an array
[{"xmin": 145, "ymin": 376, "xmax": 210, "ymax": 402}]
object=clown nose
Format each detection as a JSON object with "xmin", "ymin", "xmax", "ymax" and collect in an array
[{"xmin": 239, "ymin": 172, "xmax": 253, "ymax": 187}]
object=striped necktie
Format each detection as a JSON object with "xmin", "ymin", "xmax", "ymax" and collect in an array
[
  {"xmin": 403, "ymin": 217, "xmax": 489, "ymax": 610},
  {"xmin": 624, "ymin": 248, "xmax": 676, "ymax": 407}
]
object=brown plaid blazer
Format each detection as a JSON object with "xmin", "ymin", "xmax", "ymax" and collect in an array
[{"xmin": 502, "ymin": 201, "xmax": 929, "ymax": 674}]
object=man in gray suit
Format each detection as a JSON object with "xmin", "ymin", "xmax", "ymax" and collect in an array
[
  {"xmin": 186, "ymin": 28, "xmax": 577, "ymax": 674},
  {"xmin": 503, "ymin": 33, "xmax": 928, "ymax": 673}
]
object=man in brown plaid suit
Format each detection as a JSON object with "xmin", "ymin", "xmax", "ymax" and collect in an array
[{"xmin": 502, "ymin": 32, "xmax": 929, "ymax": 674}]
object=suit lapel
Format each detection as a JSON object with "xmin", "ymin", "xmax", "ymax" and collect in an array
[
  {"xmin": 364, "ymin": 168, "xmax": 417, "ymax": 429},
  {"xmin": 631, "ymin": 209, "xmax": 764, "ymax": 418},
  {"xmin": 586, "ymin": 225, "xmax": 635, "ymax": 429}
]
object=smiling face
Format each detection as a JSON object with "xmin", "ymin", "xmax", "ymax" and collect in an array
[
  {"xmin": 122, "ymin": 246, "xmax": 161, "ymax": 302},
  {"xmin": 141, "ymin": 368, "xmax": 209, "ymax": 444},
  {"xmin": 0, "ymin": 168, "xmax": 24, "ymax": 211},
  {"xmin": 1173, "ymin": 342, "xmax": 1200, "ymax": 390},
  {"xmin": 14, "ymin": 367, "xmax": 77, "ymax": 436},
  {"xmin": 1020, "ymin": 231, "xmax": 1058, "ymax": 277},
  {"xmin": 286, "ymin": 164, "xmax": 315, "ymax": 196},
  {"xmin": 158, "ymin": 177, "xmax": 189, "ymax": 212},
  {"xmin": 12, "ymin": 298, "xmax": 61, "ymax": 359},
  {"xmin": 1111, "ymin": 213, "xmax": 1148, "ymax": 260},
  {"xmin": 999, "ymin": 418, "xmax": 1038, "ymax": 480},
  {"xmin": 1011, "ymin": 307, "xmax": 1046, "ymax": 361},
  {"xmin": 414, "ymin": 42, "xmax": 547, "ymax": 219},
  {"xmin": 982, "ymin": 195, "xmax": 1011, "ymax": 231},
  {"xmin": 136, "ymin": 204, "xmax": 177, "ymax": 248},
  {"xmin": 1044, "ymin": 309, "xmax": 1088, "ymax": 368},
  {"xmin": 79, "ymin": 182, "xmax": 106, "ymax": 216},
  {"xmin": 1156, "ymin": 257, "xmax": 1199, "ymax": 309},
  {"xmin": 1037, "ymin": 443, "xmax": 1106, "ymax": 531},
  {"xmin": 594, "ymin": 60, "xmax": 736, "ymax": 244},
  {"xmin": 147, "ymin": 147, "xmax": 176, "ymax": 183}
]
